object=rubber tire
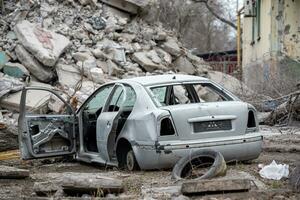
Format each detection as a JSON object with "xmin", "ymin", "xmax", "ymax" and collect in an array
[
  {"xmin": 171, "ymin": 149, "xmax": 226, "ymax": 181},
  {"xmin": 125, "ymin": 149, "xmax": 139, "ymax": 171}
]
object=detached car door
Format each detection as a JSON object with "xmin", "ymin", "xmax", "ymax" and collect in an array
[{"xmin": 18, "ymin": 87, "xmax": 77, "ymax": 159}]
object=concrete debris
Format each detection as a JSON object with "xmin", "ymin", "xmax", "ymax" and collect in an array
[
  {"xmin": 15, "ymin": 45, "xmax": 55, "ymax": 83},
  {"xmin": 62, "ymin": 174, "xmax": 123, "ymax": 195},
  {"xmin": 14, "ymin": 20, "xmax": 71, "ymax": 67},
  {"xmin": 94, "ymin": 39, "xmax": 126, "ymax": 65},
  {"xmin": 0, "ymin": 74, "xmax": 25, "ymax": 99},
  {"xmin": 34, "ymin": 181, "xmax": 61, "ymax": 196},
  {"xmin": 161, "ymin": 38, "xmax": 182, "ymax": 57},
  {"xmin": 48, "ymin": 93, "xmax": 69, "ymax": 113},
  {"xmin": 56, "ymin": 63, "xmax": 82, "ymax": 88},
  {"xmin": 173, "ymin": 56, "xmax": 195, "ymax": 75},
  {"xmin": 181, "ymin": 179, "xmax": 252, "ymax": 195},
  {"xmin": 0, "ymin": 0, "xmax": 241, "ymax": 128},
  {"xmin": 132, "ymin": 51, "xmax": 165, "ymax": 72},
  {"xmin": 100, "ymin": 0, "xmax": 143, "ymax": 14},
  {"xmin": 0, "ymin": 81, "xmax": 52, "ymax": 113},
  {"xmin": 2, "ymin": 62, "xmax": 30, "ymax": 79},
  {"xmin": 142, "ymin": 185, "xmax": 182, "ymax": 199},
  {"xmin": 72, "ymin": 51, "xmax": 94, "ymax": 62},
  {"xmin": 0, "ymin": 165, "xmax": 29, "ymax": 179}
]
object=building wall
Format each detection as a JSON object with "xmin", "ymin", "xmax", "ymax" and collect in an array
[
  {"xmin": 242, "ymin": 0, "xmax": 300, "ymax": 96},
  {"xmin": 282, "ymin": 0, "xmax": 300, "ymax": 60}
]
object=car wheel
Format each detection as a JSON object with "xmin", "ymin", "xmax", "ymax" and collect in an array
[
  {"xmin": 126, "ymin": 149, "xmax": 139, "ymax": 171},
  {"xmin": 171, "ymin": 149, "xmax": 227, "ymax": 180}
]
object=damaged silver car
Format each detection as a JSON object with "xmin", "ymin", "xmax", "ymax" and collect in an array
[{"xmin": 18, "ymin": 75, "xmax": 263, "ymax": 170}]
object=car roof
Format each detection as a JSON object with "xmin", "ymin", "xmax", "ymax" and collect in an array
[{"xmin": 119, "ymin": 74, "xmax": 209, "ymax": 86}]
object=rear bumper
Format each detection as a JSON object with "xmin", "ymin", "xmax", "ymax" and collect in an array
[{"xmin": 133, "ymin": 132, "xmax": 263, "ymax": 170}]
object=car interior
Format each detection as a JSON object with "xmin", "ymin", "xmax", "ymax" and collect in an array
[{"xmin": 82, "ymin": 84, "xmax": 136, "ymax": 153}]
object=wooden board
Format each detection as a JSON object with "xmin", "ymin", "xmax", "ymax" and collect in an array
[{"xmin": 181, "ymin": 179, "xmax": 251, "ymax": 195}]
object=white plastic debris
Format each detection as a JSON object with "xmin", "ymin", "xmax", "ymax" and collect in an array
[{"xmin": 259, "ymin": 160, "xmax": 289, "ymax": 180}]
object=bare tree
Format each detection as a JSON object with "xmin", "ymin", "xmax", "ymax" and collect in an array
[{"xmin": 192, "ymin": 0, "xmax": 237, "ymax": 30}]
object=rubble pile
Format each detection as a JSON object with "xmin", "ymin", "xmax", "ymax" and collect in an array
[{"xmin": 0, "ymin": 0, "xmax": 211, "ymax": 112}]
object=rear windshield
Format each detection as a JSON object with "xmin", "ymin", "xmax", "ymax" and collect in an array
[{"xmin": 149, "ymin": 83, "xmax": 233, "ymax": 107}]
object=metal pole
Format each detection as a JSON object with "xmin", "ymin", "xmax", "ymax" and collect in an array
[{"xmin": 237, "ymin": 6, "xmax": 244, "ymax": 80}]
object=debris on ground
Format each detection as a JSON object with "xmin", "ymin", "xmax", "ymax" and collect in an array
[
  {"xmin": 0, "ymin": 81, "xmax": 52, "ymax": 113},
  {"xmin": 0, "ymin": 165, "xmax": 29, "ymax": 179},
  {"xmin": 181, "ymin": 179, "xmax": 251, "ymax": 195},
  {"xmin": 259, "ymin": 160, "xmax": 289, "ymax": 180},
  {"xmin": 0, "ymin": 73, "xmax": 25, "ymax": 99},
  {"xmin": 263, "ymin": 91, "xmax": 300, "ymax": 126},
  {"xmin": 289, "ymin": 162, "xmax": 300, "ymax": 192},
  {"xmin": 32, "ymin": 172, "xmax": 124, "ymax": 198}
]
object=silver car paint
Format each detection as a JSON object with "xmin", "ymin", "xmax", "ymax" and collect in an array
[{"xmin": 19, "ymin": 75, "xmax": 263, "ymax": 169}]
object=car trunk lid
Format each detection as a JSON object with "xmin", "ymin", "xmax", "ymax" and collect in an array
[{"xmin": 163, "ymin": 101, "xmax": 248, "ymax": 140}]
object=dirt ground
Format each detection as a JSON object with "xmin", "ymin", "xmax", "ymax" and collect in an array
[{"xmin": 0, "ymin": 125, "xmax": 299, "ymax": 199}]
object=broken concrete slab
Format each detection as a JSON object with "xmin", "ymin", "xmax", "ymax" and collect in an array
[
  {"xmin": 14, "ymin": 20, "xmax": 71, "ymax": 67},
  {"xmin": 173, "ymin": 56, "xmax": 195, "ymax": 74},
  {"xmin": 132, "ymin": 51, "xmax": 165, "ymax": 72},
  {"xmin": 181, "ymin": 179, "xmax": 251, "ymax": 195},
  {"xmin": 0, "ymin": 165, "xmax": 29, "ymax": 179},
  {"xmin": 0, "ymin": 51, "xmax": 10, "ymax": 70},
  {"xmin": 142, "ymin": 185, "xmax": 182, "ymax": 199},
  {"xmin": 161, "ymin": 38, "xmax": 182, "ymax": 57},
  {"xmin": 0, "ymin": 74, "xmax": 25, "ymax": 99},
  {"xmin": 48, "ymin": 93, "xmax": 69, "ymax": 114},
  {"xmin": 15, "ymin": 45, "xmax": 55, "ymax": 83},
  {"xmin": 100, "ymin": 0, "xmax": 145, "ymax": 14},
  {"xmin": 56, "ymin": 63, "xmax": 82, "ymax": 88},
  {"xmin": 62, "ymin": 174, "xmax": 123, "ymax": 195},
  {"xmin": 33, "ymin": 181, "xmax": 61, "ymax": 196},
  {"xmin": 106, "ymin": 59, "xmax": 124, "ymax": 77},
  {"xmin": 155, "ymin": 48, "xmax": 172, "ymax": 65},
  {"xmin": 0, "ymin": 81, "xmax": 52, "ymax": 113},
  {"xmin": 2, "ymin": 62, "xmax": 30, "ymax": 79},
  {"xmin": 94, "ymin": 39, "xmax": 126, "ymax": 65},
  {"xmin": 72, "ymin": 51, "xmax": 94, "ymax": 62}
]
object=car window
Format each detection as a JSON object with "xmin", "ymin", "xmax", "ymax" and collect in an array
[
  {"xmin": 107, "ymin": 85, "xmax": 136, "ymax": 112},
  {"xmin": 123, "ymin": 86, "xmax": 136, "ymax": 107},
  {"xmin": 85, "ymin": 85, "xmax": 113, "ymax": 111},
  {"xmin": 108, "ymin": 86, "xmax": 124, "ymax": 111},
  {"xmin": 193, "ymin": 83, "xmax": 228, "ymax": 102},
  {"xmin": 151, "ymin": 86, "xmax": 167, "ymax": 106}
]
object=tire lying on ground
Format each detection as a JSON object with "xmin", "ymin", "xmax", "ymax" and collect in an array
[{"xmin": 171, "ymin": 149, "xmax": 227, "ymax": 181}]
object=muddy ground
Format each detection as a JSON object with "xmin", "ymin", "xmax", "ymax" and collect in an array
[{"xmin": 0, "ymin": 125, "xmax": 299, "ymax": 199}]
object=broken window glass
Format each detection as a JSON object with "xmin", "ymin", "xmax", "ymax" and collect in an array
[{"xmin": 193, "ymin": 84, "xmax": 229, "ymax": 102}]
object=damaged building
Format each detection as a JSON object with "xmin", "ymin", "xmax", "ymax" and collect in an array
[{"xmin": 242, "ymin": 0, "xmax": 300, "ymax": 96}]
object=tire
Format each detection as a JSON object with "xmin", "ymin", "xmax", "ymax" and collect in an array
[
  {"xmin": 125, "ymin": 149, "xmax": 139, "ymax": 171},
  {"xmin": 171, "ymin": 149, "xmax": 227, "ymax": 181}
]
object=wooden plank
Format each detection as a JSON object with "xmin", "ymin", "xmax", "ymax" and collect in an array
[
  {"xmin": 181, "ymin": 179, "xmax": 251, "ymax": 195},
  {"xmin": 0, "ymin": 149, "xmax": 20, "ymax": 161},
  {"xmin": 0, "ymin": 165, "xmax": 29, "ymax": 179},
  {"xmin": 62, "ymin": 175, "xmax": 123, "ymax": 195}
]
